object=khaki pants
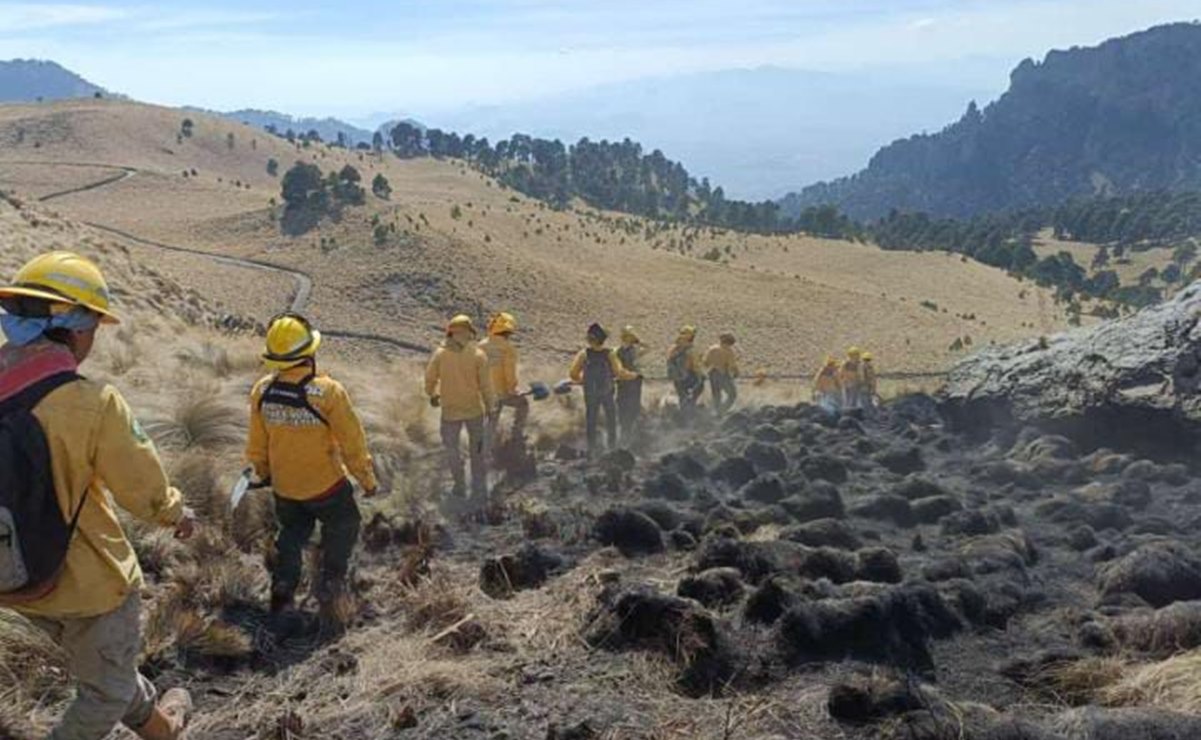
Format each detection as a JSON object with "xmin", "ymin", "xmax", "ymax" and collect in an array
[
  {"xmin": 489, "ymin": 394, "xmax": 529, "ymax": 441},
  {"xmin": 27, "ymin": 591, "xmax": 157, "ymax": 740},
  {"xmin": 442, "ymin": 417, "xmax": 488, "ymax": 498}
]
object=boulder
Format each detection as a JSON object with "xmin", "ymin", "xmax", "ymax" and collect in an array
[{"xmin": 941, "ymin": 283, "xmax": 1201, "ymax": 449}]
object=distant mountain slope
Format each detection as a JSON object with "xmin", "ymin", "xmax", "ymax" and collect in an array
[
  {"xmin": 408, "ymin": 65, "xmax": 999, "ymax": 201},
  {"xmin": 212, "ymin": 108, "xmax": 375, "ymax": 146},
  {"xmin": 0, "ymin": 59, "xmax": 106, "ymax": 102},
  {"xmin": 782, "ymin": 22, "xmax": 1201, "ymax": 221}
]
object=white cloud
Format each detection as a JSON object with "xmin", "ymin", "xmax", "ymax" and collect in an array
[{"xmin": 0, "ymin": 3, "xmax": 127, "ymax": 31}]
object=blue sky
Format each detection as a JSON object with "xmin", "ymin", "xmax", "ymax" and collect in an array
[{"xmin": 1, "ymin": 0, "xmax": 1198, "ymax": 120}]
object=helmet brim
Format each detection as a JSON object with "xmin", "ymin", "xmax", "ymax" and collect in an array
[
  {"xmin": 0, "ymin": 285, "xmax": 121, "ymax": 325},
  {"xmin": 262, "ymin": 329, "xmax": 321, "ymax": 369}
]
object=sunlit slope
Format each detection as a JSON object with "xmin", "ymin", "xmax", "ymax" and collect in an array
[{"xmin": 0, "ymin": 99, "xmax": 1069, "ymax": 373}]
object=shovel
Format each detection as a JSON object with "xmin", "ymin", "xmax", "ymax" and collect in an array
[{"xmin": 229, "ymin": 467, "xmax": 271, "ymax": 512}]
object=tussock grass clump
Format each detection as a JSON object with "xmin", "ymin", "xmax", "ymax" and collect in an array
[
  {"xmin": 405, "ymin": 574, "xmax": 470, "ymax": 634},
  {"xmin": 1101, "ymin": 650, "xmax": 1201, "ymax": 714},
  {"xmin": 0, "ymin": 611, "xmax": 69, "ymax": 704},
  {"xmin": 145, "ymin": 388, "xmax": 244, "ymax": 452}
]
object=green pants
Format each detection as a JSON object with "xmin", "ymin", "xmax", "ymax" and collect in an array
[
  {"xmin": 28, "ymin": 592, "xmax": 157, "ymax": 740},
  {"xmin": 272, "ymin": 482, "xmax": 361, "ymax": 606}
]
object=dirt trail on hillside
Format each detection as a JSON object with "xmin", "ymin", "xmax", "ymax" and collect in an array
[{"xmin": 24, "ymin": 160, "xmax": 427, "ymax": 355}]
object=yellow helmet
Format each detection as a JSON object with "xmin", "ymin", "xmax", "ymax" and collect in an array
[
  {"xmin": 447, "ymin": 314, "xmax": 477, "ymax": 336},
  {"xmin": 679, "ymin": 325, "xmax": 697, "ymax": 340},
  {"xmin": 863, "ymin": 352, "xmax": 874, "ymax": 362},
  {"xmin": 263, "ymin": 313, "xmax": 321, "ymax": 369},
  {"xmin": 847, "ymin": 346, "xmax": 862, "ymax": 358},
  {"xmin": 488, "ymin": 312, "xmax": 517, "ymax": 336},
  {"xmin": 620, "ymin": 326, "xmax": 641, "ymax": 344},
  {"xmin": 824, "ymin": 355, "xmax": 838, "ymax": 367},
  {"xmin": 0, "ymin": 251, "xmax": 119, "ymax": 324}
]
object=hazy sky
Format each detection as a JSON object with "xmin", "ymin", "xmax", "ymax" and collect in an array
[{"xmin": 1, "ymin": 0, "xmax": 1197, "ymax": 119}]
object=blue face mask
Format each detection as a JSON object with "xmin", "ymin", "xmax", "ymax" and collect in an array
[{"xmin": 0, "ymin": 307, "xmax": 100, "ymax": 347}]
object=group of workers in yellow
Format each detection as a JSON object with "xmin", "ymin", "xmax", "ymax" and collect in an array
[
  {"xmin": 811, "ymin": 347, "xmax": 880, "ymax": 413},
  {"xmin": 0, "ymin": 250, "xmax": 881, "ymax": 740}
]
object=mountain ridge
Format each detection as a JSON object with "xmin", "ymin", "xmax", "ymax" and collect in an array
[{"xmin": 781, "ymin": 22, "xmax": 1201, "ymax": 221}]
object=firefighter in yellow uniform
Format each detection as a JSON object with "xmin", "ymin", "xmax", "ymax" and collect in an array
[
  {"xmin": 0, "ymin": 252, "xmax": 195, "ymax": 740},
  {"xmin": 667, "ymin": 325, "xmax": 704, "ymax": 418},
  {"xmin": 246, "ymin": 313, "xmax": 378, "ymax": 618},
  {"xmin": 704, "ymin": 332, "xmax": 740, "ymax": 415},
  {"xmin": 479, "ymin": 312, "xmax": 528, "ymax": 442},
  {"xmin": 813, "ymin": 355, "xmax": 842, "ymax": 412},
  {"xmin": 862, "ymin": 352, "xmax": 879, "ymax": 410},
  {"xmin": 839, "ymin": 347, "xmax": 866, "ymax": 410},
  {"xmin": 426, "ymin": 315, "xmax": 496, "ymax": 503}
]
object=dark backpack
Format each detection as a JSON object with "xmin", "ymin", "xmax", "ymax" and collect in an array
[
  {"xmin": 258, "ymin": 372, "xmax": 328, "ymax": 426},
  {"xmin": 0, "ymin": 372, "xmax": 85, "ymax": 602},
  {"xmin": 583, "ymin": 348, "xmax": 616, "ymax": 398}
]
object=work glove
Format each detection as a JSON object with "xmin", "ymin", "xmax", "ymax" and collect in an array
[{"xmin": 429, "ymin": 395, "xmax": 441, "ymax": 408}]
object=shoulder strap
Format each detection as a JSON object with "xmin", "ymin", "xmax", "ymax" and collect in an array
[
  {"xmin": 258, "ymin": 372, "xmax": 329, "ymax": 426},
  {"xmin": 0, "ymin": 372, "xmax": 81, "ymax": 419}
]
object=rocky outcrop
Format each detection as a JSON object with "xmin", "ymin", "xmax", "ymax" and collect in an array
[{"xmin": 942, "ymin": 283, "xmax": 1201, "ymax": 451}]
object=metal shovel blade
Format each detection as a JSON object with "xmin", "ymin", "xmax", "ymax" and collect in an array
[{"xmin": 229, "ymin": 469, "xmax": 252, "ymax": 512}]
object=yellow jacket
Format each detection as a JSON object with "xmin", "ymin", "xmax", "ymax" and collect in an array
[
  {"xmin": 2, "ymin": 342, "xmax": 183, "ymax": 619},
  {"xmin": 569, "ymin": 346, "xmax": 639, "ymax": 384},
  {"xmin": 426, "ymin": 340, "xmax": 495, "ymax": 422},
  {"xmin": 247, "ymin": 366, "xmax": 377, "ymax": 501},
  {"xmin": 839, "ymin": 360, "xmax": 863, "ymax": 389},
  {"xmin": 667, "ymin": 342, "xmax": 701, "ymax": 380},
  {"xmin": 479, "ymin": 335, "xmax": 519, "ymax": 398},
  {"xmin": 704, "ymin": 345, "xmax": 740, "ymax": 376},
  {"xmin": 813, "ymin": 367, "xmax": 841, "ymax": 395}
]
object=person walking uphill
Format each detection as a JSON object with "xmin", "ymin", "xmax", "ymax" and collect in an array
[
  {"xmin": 0, "ymin": 252, "xmax": 196, "ymax": 740},
  {"xmin": 569, "ymin": 324, "xmax": 639, "ymax": 457},
  {"xmin": 426, "ymin": 315, "xmax": 496, "ymax": 505},
  {"xmin": 840, "ymin": 347, "xmax": 866, "ymax": 410},
  {"xmin": 246, "ymin": 313, "xmax": 377, "ymax": 622},
  {"xmin": 667, "ymin": 326, "xmax": 704, "ymax": 419},
  {"xmin": 704, "ymin": 333, "xmax": 740, "ymax": 415},
  {"xmin": 479, "ymin": 312, "xmax": 528, "ymax": 444},
  {"xmin": 615, "ymin": 326, "xmax": 645, "ymax": 444},
  {"xmin": 813, "ymin": 355, "xmax": 842, "ymax": 413}
]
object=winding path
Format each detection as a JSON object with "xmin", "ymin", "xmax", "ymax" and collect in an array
[{"xmin": 9, "ymin": 160, "xmax": 427, "ymax": 355}]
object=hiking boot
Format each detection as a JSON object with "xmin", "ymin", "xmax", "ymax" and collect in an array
[{"xmin": 135, "ymin": 688, "xmax": 192, "ymax": 740}]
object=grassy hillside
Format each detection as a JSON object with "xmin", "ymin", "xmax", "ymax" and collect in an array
[{"xmin": 0, "ymin": 99, "xmax": 1070, "ymax": 374}]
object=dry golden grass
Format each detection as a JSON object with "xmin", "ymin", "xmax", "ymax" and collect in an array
[
  {"xmin": 0, "ymin": 99, "xmax": 1070, "ymax": 376},
  {"xmin": 1100, "ymin": 650, "xmax": 1201, "ymax": 714}
]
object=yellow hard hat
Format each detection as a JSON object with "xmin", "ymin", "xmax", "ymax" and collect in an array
[
  {"xmin": 447, "ymin": 314, "xmax": 477, "ymax": 336},
  {"xmin": 863, "ymin": 352, "xmax": 874, "ymax": 362},
  {"xmin": 679, "ymin": 325, "xmax": 697, "ymax": 339},
  {"xmin": 620, "ymin": 326, "xmax": 641, "ymax": 344},
  {"xmin": 488, "ymin": 312, "xmax": 517, "ymax": 335},
  {"xmin": 0, "ymin": 251, "xmax": 119, "ymax": 324},
  {"xmin": 263, "ymin": 313, "xmax": 321, "ymax": 369},
  {"xmin": 824, "ymin": 355, "xmax": 838, "ymax": 367},
  {"xmin": 847, "ymin": 346, "xmax": 862, "ymax": 358}
]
